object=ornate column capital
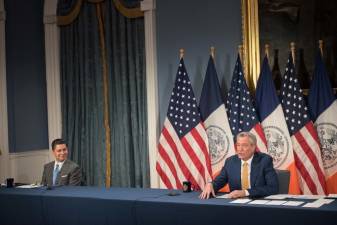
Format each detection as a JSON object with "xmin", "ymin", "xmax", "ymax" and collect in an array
[{"xmin": 141, "ymin": 0, "xmax": 155, "ymax": 12}]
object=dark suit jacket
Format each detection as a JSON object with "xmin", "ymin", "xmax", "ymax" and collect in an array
[
  {"xmin": 41, "ymin": 159, "xmax": 82, "ymax": 186},
  {"xmin": 213, "ymin": 152, "xmax": 278, "ymax": 198}
]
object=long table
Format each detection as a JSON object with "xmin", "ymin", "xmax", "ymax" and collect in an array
[{"xmin": 0, "ymin": 186, "xmax": 336, "ymax": 225}]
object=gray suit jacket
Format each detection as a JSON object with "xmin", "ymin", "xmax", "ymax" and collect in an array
[{"xmin": 41, "ymin": 159, "xmax": 82, "ymax": 186}]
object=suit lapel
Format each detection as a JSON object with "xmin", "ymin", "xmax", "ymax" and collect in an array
[
  {"xmin": 47, "ymin": 162, "xmax": 55, "ymax": 186},
  {"xmin": 233, "ymin": 156, "xmax": 242, "ymax": 189},
  {"xmin": 250, "ymin": 153, "xmax": 259, "ymax": 187}
]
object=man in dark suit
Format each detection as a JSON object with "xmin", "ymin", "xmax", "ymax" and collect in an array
[
  {"xmin": 200, "ymin": 132, "xmax": 278, "ymax": 199},
  {"xmin": 41, "ymin": 138, "xmax": 82, "ymax": 186}
]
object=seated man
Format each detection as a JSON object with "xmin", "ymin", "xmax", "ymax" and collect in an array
[
  {"xmin": 41, "ymin": 138, "xmax": 82, "ymax": 186},
  {"xmin": 200, "ymin": 132, "xmax": 278, "ymax": 199}
]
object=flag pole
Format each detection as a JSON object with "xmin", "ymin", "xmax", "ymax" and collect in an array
[
  {"xmin": 210, "ymin": 46, "xmax": 215, "ymax": 59},
  {"xmin": 290, "ymin": 42, "xmax": 296, "ymax": 65},
  {"xmin": 179, "ymin": 48, "xmax": 184, "ymax": 59},
  {"xmin": 238, "ymin": 45, "xmax": 244, "ymax": 62},
  {"xmin": 319, "ymin": 40, "xmax": 324, "ymax": 57},
  {"xmin": 264, "ymin": 44, "xmax": 270, "ymax": 61}
]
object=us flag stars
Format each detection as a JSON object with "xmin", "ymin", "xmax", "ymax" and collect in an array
[
  {"xmin": 226, "ymin": 56, "xmax": 259, "ymax": 135},
  {"xmin": 167, "ymin": 62, "xmax": 201, "ymax": 138},
  {"xmin": 280, "ymin": 57, "xmax": 310, "ymax": 135}
]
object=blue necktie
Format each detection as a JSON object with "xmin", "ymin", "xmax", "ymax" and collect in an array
[{"xmin": 53, "ymin": 164, "xmax": 60, "ymax": 185}]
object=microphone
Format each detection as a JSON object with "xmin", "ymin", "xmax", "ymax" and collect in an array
[{"xmin": 167, "ymin": 190, "xmax": 180, "ymax": 196}]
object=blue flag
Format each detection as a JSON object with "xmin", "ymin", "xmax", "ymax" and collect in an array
[
  {"xmin": 199, "ymin": 56, "xmax": 234, "ymax": 174},
  {"xmin": 255, "ymin": 56, "xmax": 296, "ymax": 171},
  {"xmin": 255, "ymin": 56, "xmax": 280, "ymax": 120},
  {"xmin": 308, "ymin": 53, "xmax": 335, "ymax": 121},
  {"xmin": 308, "ymin": 52, "xmax": 337, "ymax": 194}
]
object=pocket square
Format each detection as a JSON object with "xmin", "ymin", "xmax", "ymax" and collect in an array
[{"xmin": 61, "ymin": 175, "xmax": 68, "ymax": 178}]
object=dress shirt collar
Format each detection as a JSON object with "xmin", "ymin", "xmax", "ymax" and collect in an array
[
  {"xmin": 241, "ymin": 154, "xmax": 253, "ymax": 166},
  {"xmin": 54, "ymin": 160, "xmax": 65, "ymax": 171}
]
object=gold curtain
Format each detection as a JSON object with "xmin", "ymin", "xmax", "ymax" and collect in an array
[
  {"xmin": 57, "ymin": 0, "xmax": 143, "ymax": 26},
  {"xmin": 112, "ymin": 0, "xmax": 143, "ymax": 18},
  {"xmin": 241, "ymin": 0, "xmax": 260, "ymax": 92}
]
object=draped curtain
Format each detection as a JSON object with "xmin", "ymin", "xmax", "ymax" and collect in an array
[
  {"xmin": 58, "ymin": 0, "xmax": 149, "ymax": 187},
  {"xmin": 104, "ymin": 0, "xmax": 148, "ymax": 187}
]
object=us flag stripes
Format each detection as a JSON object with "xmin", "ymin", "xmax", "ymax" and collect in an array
[
  {"xmin": 156, "ymin": 58, "xmax": 212, "ymax": 190},
  {"xmin": 280, "ymin": 54, "xmax": 327, "ymax": 195}
]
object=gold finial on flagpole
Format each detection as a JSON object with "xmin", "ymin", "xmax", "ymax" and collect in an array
[
  {"xmin": 238, "ymin": 45, "xmax": 244, "ymax": 61},
  {"xmin": 290, "ymin": 42, "xmax": 296, "ymax": 65},
  {"xmin": 319, "ymin": 40, "xmax": 324, "ymax": 57},
  {"xmin": 210, "ymin": 46, "xmax": 215, "ymax": 59},
  {"xmin": 265, "ymin": 44, "xmax": 270, "ymax": 61},
  {"xmin": 179, "ymin": 49, "xmax": 184, "ymax": 59}
]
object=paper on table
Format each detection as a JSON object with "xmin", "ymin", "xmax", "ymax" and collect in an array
[
  {"xmin": 282, "ymin": 201, "xmax": 304, "ymax": 206},
  {"xmin": 303, "ymin": 198, "xmax": 334, "ymax": 208},
  {"xmin": 229, "ymin": 198, "xmax": 251, "ymax": 204},
  {"xmin": 265, "ymin": 194, "xmax": 290, "ymax": 200},
  {"xmin": 292, "ymin": 195, "xmax": 326, "ymax": 200},
  {"xmin": 216, "ymin": 194, "xmax": 230, "ymax": 199},
  {"xmin": 319, "ymin": 199, "xmax": 334, "ymax": 204},
  {"xmin": 265, "ymin": 200, "xmax": 287, "ymax": 205},
  {"xmin": 248, "ymin": 200, "xmax": 270, "ymax": 205},
  {"xmin": 303, "ymin": 202, "xmax": 324, "ymax": 208},
  {"xmin": 16, "ymin": 184, "xmax": 42, "ymax": 189}
]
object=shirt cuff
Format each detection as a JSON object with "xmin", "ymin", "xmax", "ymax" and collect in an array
[{"xmin": 244, "ymin": 190, "xmax": 249, "ymax": 196}]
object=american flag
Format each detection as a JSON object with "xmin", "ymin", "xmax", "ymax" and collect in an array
[
  {"xmin": 156, "ymin": 58, "xmax": 212, "ymax": 190},
  {"xmin": 280, "ymin": 54, "xmax": 327, "ymax": 195},
  {"xmin": 308, "ymin": 53, "xmax": 337, "ymax": 194},
  {"xmin": 227, "ymin": 55, "xmax": 267, "ymax": 151}
]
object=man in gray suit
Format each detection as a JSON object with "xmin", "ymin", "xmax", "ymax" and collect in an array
[{"xmin": 41, "ymin": 138, "xmax": 82, "ymax": 186}]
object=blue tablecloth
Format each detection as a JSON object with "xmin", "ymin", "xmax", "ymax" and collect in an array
[
  {"xmin": 135, "ymin": 191, "xmax": 337, "ymax": 225},
  {"xmin": 0, "ymin": 186, "xmax": 336, "ymax": 225}
]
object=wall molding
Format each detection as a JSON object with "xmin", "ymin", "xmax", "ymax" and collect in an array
[
  {"xmin": 0, "ymin": 0, "xmax": 9, "ymax": 181},
  {"xmin": 141, "ymin": 0, "xmax": 159, "ymax": 188},
  {"xmin": 9, "ymin": 149, "xmax": 49, "ymax": 160},
  {"xmin": 9, "ymin": 149, "xmax": 50, "ymax": 184},
  {"xmin": 44, "ymin": 14, "xmax": 57, "ymax": 24},
  {"xmin": 0, "ymin": 0, "xmax": 60, "ymax": 182},
  {"xmin": 44, "ymin": 0, "xmax": 62, "ymax": 162},
  {"xmin": 0, "ymin": 10, "xmax": 5, "ymax": 21}
]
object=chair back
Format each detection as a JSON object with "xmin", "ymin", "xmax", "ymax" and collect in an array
[{"xmin": 276, "ymin": 169, "xmax": 290, "ymax": 194}]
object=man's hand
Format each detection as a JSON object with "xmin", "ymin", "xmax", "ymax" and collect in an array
[
  {"xmin": 228, "ymin": 190, "xmax": 246, "ymax": 199},
  {"xmin": 199, "ymin": 183, "xmax": 216, "ymax": 199}
]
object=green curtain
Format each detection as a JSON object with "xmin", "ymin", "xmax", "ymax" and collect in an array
[
  {"xmin": 104, "ymin": 0, "xmax": 149, "ymax": 187},
  {"xmin": 59, "ymin": 0, "xmax": 149, "ymax": 187},
  {"xmin": 60, "ymin": 2, "xmax": 106, "ymax": 186}
]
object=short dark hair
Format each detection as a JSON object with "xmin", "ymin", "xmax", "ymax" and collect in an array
[{"xmin": 51, "ymin": 138, "xmax": 67, "ymax": 150}]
